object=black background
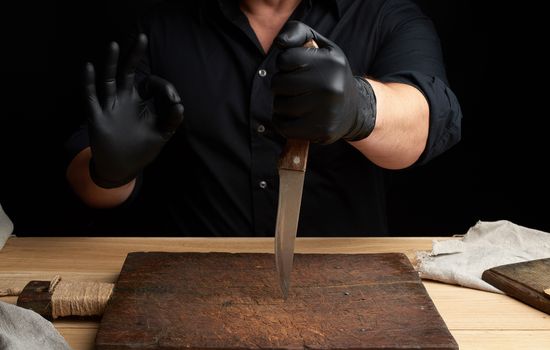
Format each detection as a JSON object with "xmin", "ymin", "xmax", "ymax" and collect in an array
[{"xmin": 0, "ymin": 1, "xmax": 548, "ymax": 236}]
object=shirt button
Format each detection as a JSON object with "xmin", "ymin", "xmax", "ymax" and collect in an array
[
  {"xmin": 257, "ymin": 124, "xmax": 266, "ymax": 133},
  {"xmin": 258, "ymin": 69, "xmax": 267, "ymax": 77},
  {"xmin": 259, "ymin": 181, "xmax": 267, "ymax": 189}
]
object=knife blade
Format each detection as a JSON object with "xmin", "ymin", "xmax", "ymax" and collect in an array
[{"xmin": 275, "ymin": 39, "xmax": 318, "ymax": 299}]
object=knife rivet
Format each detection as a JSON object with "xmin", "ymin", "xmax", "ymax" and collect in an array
[
  {"xmin": 293, "ymin": 156, "xmax": 301, "ymax": 165},
  {"xmin": 259, "ymin": 181, "xmax": 267, "ymax": 189}
]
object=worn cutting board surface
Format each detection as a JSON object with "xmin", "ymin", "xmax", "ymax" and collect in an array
[
  {"xmin": 482, "ymin": 258, "xmax": 550, "ymax": 314},
  {"xmin": 96, "ymin": 252, "xmax": 457, "ymax": 350}
]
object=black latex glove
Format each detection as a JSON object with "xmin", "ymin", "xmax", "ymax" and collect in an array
[
  {"xmin": 84, "ymin": 34, "xmax": 184, "ymax": 188},
  {"xmin": 272, "ymin": 21, "xmax": 376, "ymax": 144}
]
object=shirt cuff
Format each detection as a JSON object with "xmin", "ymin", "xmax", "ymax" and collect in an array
[{"xmin": 377, "ymin": 70, "xmax": 462, "ymax": 166}]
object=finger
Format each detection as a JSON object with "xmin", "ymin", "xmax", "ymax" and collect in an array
[
  {"xmin": 138, "ymin": 75, "xmax": 184, "ymax": 135},
  {"xmin": 276, "ymin": 21, "xmax": 316, "ymax": 49},
  {"xmin": 120, "ymin": 34, "xmax": 148, "ymax": 92},
  {"xmin": 138, "ymin": 75, "xmax": 181, "ymax": 103},
  {"xmin": 275, "ymin": 20, "xmax": 331, "ymax": 46},
  {"xmin": 271, "ymin": 69, "xmax": 316, "ymax": 96},
  {"xmin": 276, "ymin": 46, "xmax": 319, "ymax": 72},
  {"xmin": 102, "ymin": 41, "xmax": 119, "ymax": 109},
  {"xmin": 273, "ymin": 114, "xmax": 329, "ymax": 143},
  {"xmin": 273, "ymin": 93, "xmax": 314, "ymax": 117},
  {"xmin": 157, "ymin": 103, "xmax": 184, "ymax": 137},
  {"xmin": 272, "ymin": 114, "xmax": 309, "ymax": 139},
  {"xmin": 83, "ymin": 62, "xmax": 103, "ymax": 119}
]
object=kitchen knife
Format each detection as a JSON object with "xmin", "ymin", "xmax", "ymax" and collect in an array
[{"xmin": 275, "ymin": 39, "xmax": 318, "ymax": 299}]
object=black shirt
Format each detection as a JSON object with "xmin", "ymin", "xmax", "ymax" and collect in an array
[{"xmin": 68, "ymin": 0, "xmax": 462, "ymax": 236}]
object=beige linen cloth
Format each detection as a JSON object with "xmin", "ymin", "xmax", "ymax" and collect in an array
[
  {"xmin": 0, "ymin": 203, "xmax": 13, "ymax": 250},
  {"xmin": 416, "ymin": 220, "xmax": 550, "ymax": 293},
  {"xmin": 0, "ymin": 301, "xmax": 72, "ymax": 350}
]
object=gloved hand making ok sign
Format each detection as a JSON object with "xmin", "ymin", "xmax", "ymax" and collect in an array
[
  {"xmin": 272, "ymin": 21, "xmax": 377, "ymax": 145},
  {"xmin": 84, "ymin": 34, "xmax": 184, "ymax": 188}
]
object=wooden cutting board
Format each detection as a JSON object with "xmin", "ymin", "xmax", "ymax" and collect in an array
[
  {"xmin": 482, "ymin": 258, "xmax": 550, "ymax": 314},
  {"xmin": 95, "ymin": 252, "xmax": 458, "ymax": 349}
]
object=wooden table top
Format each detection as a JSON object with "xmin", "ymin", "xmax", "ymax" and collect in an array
[{"xmin": 1, "ymin": 236, "xmax": 549, "ymax": 350}]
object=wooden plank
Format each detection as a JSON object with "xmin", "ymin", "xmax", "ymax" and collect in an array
[
  {"xmin": 56, "ymin": 323, "xmax": 99, "ymax": 350},
  {"xmin": 482, "ymin": 258, "xmax": 550, "ymax": 314},
  {"xmin": 2, "ymin": 238, "xmax": 550, "ymax": 331},
  {"xmin": 2, "ymin": 237, "xmax": 550, "ymax": 349},
  {"xmin": 96, "ymin": 252, "xmax": 457, "ymax": 350},
  {"xmin": 0, "ymin": 237, "xmax": 438, "ymax": 270},
  {"xmin": 55, "ymin": 328, "xmax": 550, "ymax": 350},
  {"xmin": 5, "ymin": 280, "xmax": 550, "ymax": 331},
  {"xmin": 451, "ymin": 330, "xmax": 550, "ymax": 350},
  {"xmin": 423, "ymin": 281, "xmax": 550, "ymax": 330}
]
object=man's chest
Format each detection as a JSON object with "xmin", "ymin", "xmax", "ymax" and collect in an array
[{"xmin": 143, "ymin": 4, "xmax": 380, "ymax": 141}]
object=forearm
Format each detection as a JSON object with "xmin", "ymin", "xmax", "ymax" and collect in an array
[
  {"xmin": 66, "ymin": 147, "xmax": 136, "ymax": 208},
  {"xmin": 350, "ymin": 80, "xmax": 429, "ymax": 169}
]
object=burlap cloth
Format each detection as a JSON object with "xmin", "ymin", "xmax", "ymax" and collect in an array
[{"xmin": 417, "ymin": 220, "xmax": 550, "ymax": 293}]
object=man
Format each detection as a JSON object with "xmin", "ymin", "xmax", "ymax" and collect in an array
[{"xmin": 66, "ymin": 0, "xmax": 461, "ymax": 236}]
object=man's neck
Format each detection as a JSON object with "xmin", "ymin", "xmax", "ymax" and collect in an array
[
  {"xmin": 240, "ymin": 0, "xmax": 301, "ymax": 15},
  {"xmin": 240, "ymin": 0, "xmax": 302, "ymax": 53}
]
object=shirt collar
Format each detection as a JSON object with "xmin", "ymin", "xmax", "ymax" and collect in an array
[
  {"xmin": 306, "ymin": 0, "xmax": 342, "ymax": 18},
  {"xmin": 327, "ymin": 0, "xmax": 343, "ymax": 18}
]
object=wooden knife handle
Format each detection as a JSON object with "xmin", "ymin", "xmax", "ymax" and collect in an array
[
  {"xmin": 303, "ymin": 39, "xmax": 318, "ymax": 49},
  {"xmin": 278, "ymin": 39, "xmax": 317, "ymax": 172},
  {"xmin": 279, "ymin": 139, "xmax": 309, "ymax": 171}
]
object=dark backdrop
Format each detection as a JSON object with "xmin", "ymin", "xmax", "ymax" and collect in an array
[{"xmin": 1, "ymin": 1, "xmax": 547, "ymax": 236}]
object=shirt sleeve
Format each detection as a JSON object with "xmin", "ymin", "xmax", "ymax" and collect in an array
[{"xmin": 370, "ymin": 0, "xmax": 462, "ymax": 165}]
